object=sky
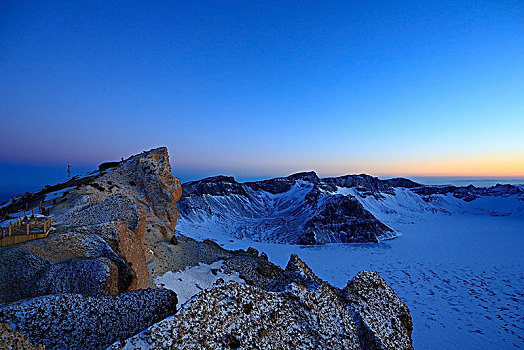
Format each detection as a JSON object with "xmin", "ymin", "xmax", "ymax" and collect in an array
[{"xmin": 1, "ymin": 0, "xmax": 523, "ymax": 193}]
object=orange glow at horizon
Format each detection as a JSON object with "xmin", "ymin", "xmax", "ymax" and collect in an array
[
  {"xmin": 334, "ymin": 154, "xmax": 524, "ymax": 178},
  {"xmin": 278, "ymin": 153, "xmax": 524, "ymax": 179}
]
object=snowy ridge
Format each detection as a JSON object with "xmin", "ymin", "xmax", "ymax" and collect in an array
[
  {"xmin": 337, "ymin": 187, "xmax": 524, "ymax": 227},
  {"xmin": 178, "ymin": 174, "xmax": 395, "ymax": 244},
  {"xmin": 179, "ymin": 181, "xmax": 314, "ymax": 243},
  {"xmin": 177, "ymin": 172, "xmax": 523, "ymax": 245}
]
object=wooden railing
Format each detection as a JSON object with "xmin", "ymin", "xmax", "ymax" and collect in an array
[{"xmin": 0, "ymin": 218, "xmax": 52, "ymax": 248}]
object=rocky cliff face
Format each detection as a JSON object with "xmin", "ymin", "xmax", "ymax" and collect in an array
[
  {"xmin": 0, "ymin": 147, "xmax": 182, "ymax": 303},
  {"xmin": 110, "ymin": 255, "xmax": 414, "ymax": 350}
]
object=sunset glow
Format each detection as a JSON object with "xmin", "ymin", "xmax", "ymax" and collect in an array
[{"xmin": 0, "ymin": 1, "xmax": 522, "ymax": 182}]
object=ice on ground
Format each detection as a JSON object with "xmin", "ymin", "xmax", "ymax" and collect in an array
[{"xmin": 154, "ymin": 261, "xmax": 243, "ymax": 305}]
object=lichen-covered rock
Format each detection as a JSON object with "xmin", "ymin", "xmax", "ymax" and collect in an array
[
  {"xmin": 110, "ymin": 255, "xmax": 413, "ymax": 350},
  {"xmin": 0, "ymin": 289, "xmax": 178, "ymax": 350}
]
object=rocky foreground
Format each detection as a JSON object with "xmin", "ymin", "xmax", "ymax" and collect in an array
[
  {"xmin": 0, "ymin": 147, "xmax": 414, "ymax": 349},
  {"xmin": 111, "ymin": 255, "xmax": 412, "ymax": 350}
]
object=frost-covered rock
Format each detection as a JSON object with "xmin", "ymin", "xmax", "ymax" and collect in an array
[
  {"xmin": 0, "ymin": 233, "xmax": 129, "ymax": 303},
  {"xmin": 110, "ymin": 255, "xmax": 413, "ymax": 350},
  {"xmin": 0, "ymin": 289, "xmax": 178, "ymax": 350}
]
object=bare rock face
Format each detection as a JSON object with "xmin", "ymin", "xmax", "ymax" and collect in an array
[
  {"xmin": 0, "ymin": 147, "xmax": 182, "ymax": 303},
  {"xmin": 0, "ymin": 289, "xmax": 178, "ymax": 350},
  {"xmin": 111, "ymin": 255, "xmax": 413, "ymax": 350}
]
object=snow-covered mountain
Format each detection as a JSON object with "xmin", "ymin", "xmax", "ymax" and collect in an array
[{"xmin": 177, "ymin": 172, "xmax": 524, "ymax": 245}]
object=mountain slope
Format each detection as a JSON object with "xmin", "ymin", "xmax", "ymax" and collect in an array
[{"xmin": 177, "ymin": 172, "xmax": 524, "ymax": 245}]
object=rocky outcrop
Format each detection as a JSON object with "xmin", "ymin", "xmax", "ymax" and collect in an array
[
  {"xmin": 0, "ymin": 147, "xmax": 182, "ymax": 303},
  {"xmin": 245, "ymin": 171, "xmax": 321, "ymax": 194},
  {"xmin": 111, "ymin": 255, "xmax": 413, "ymax": 350},
  {"xmin": 0, "ymin": 289, "xmax": 178, "ymax": 350},
  {"xmin": 55, "ymin": 147, "xmax": 182, "ymax": 287},
  {"xmin": 183, "ymin": 175, "xmax": 248, "ymax": 197},
  {"xmin": 270, "ymin": 254, "xmax": 413, "ymax": 349},
  {"xmin": 321, "ymin": 174, "xmax": 420, "ymax": 197}
]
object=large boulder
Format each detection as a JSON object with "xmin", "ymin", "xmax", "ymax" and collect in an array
[
  {"xmin": 0, "ymin": 233, "xmax": 128, "ymax": 303},
  {"xmin": 0, "ymin": 289, "xmax": 178, "ymax": 350}
]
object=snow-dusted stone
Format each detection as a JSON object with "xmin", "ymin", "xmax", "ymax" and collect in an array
[
  {"xmin": 0, "ymin": 233, "xmax": 130, "ymax": 303},
  {"xmin": 344, "ymin": 271, "xmax": 414, "ymax": 350},
  {"xmin": 110, "ymin": 255, "xmax": 413, "ymax": 350},
  {"xmin": 109, "ymin": 281, "xmax": 362, "ymax": 350},
  {"xmin": 0, "ymin": 289, "xmax": 178, "ymax": 350}
]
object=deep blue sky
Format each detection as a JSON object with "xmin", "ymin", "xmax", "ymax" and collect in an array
[{"xmin": 1, "ymin": 0, "xmax": 523, "ymax": 192}]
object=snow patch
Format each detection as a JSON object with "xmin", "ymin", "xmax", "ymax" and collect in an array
[{"xmin": 154, "ymin": 261, "xmax": 244, "ymax": 305}]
